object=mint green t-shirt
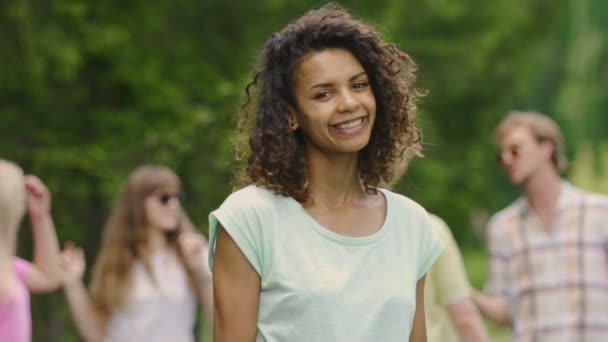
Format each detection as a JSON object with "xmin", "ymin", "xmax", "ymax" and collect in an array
[{"xmin": 209, "ymin": 185, "xmax": 443, "ymax": 342}]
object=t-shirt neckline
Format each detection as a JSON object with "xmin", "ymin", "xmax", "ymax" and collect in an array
[{"xmin": 286, "ymin": 188, "xmax": 392, "ymax": 245}]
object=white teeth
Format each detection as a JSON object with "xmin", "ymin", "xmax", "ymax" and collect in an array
[{"xmin": 335, "ymin": 118, "xmax": 363, "ymax": 129}]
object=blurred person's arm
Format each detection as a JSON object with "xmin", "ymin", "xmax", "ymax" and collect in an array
[
  {"xmin": 24, "ymin": 175, "xmax": 62, "ymax": 293},
  {"xmin": 198, "ymin": 271, "xmax": 214, "ymax": 324},
  {"xmin": 213, "ymin": 227, "xmax": 260, "ymax": 342},
  {"xmin": 473, "ymin": 217, "xmax": 512, "ymax": 327},
  {"xmin": 471, "ymin": 291, "xmax": 510, "ymax": 327},
  {"xmin": 409, "ymin": 276, "xmax": 428, "ymax": 342},
  {"xmin": 177, "ymin": 231, "xmax": 214, "ymax": 323},
  {"xmin": 428, "ymin": 215, "xmax": 490, "ymax": 341},
  {"xmin": 447, "ymin": 298, "xmax": 490, "ymax": 341},
  {"xmin": 61, "ymin": 244, "xmax": 108, "ymax": 342}
]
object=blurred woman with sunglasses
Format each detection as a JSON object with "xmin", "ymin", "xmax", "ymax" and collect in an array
[{"xmin": 60, "ymin": 164, "xmax": 213, "ymax": 342}]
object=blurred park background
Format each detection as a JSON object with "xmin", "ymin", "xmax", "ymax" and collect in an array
[{"xmin": 1, "ymin": 0, "xmax": 607, "ymax": 340}]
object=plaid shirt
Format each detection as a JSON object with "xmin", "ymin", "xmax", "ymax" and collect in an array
[{"xmin": 487, "ymin": 182, "xmax": 608, "ymax": 342}]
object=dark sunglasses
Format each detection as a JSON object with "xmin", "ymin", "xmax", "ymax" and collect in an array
[
  {"xmin": 496, "ymin": 144, "xmax": 521, "ymax": 164},
  {"xmin": 158, "ymin": 192, "xmax": 185, "ymax": 205}
]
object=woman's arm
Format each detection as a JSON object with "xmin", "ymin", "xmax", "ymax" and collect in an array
[
  {"xmin": 447, "ymin": 298, "xmax": 490, "ymax": 341},
  {"xmin": 61, "ymin": 244, "xmax": 108, "ymax": 342},
  {"xmin": 23, "ymin": 176, "xmax": 62, "ymax": 293},
  {"xmin": 471, "ymin": 290, "xmax": 510, "ymax": 326},
  {"xmin": 213, "ymin": 227, "xmax": 260, "ymax": 342},
  {"xmin": 177, "ymin": 231, "xmax": 214, "ymax": 322},
  {"xmin": 409, "ymin": 276, "xmax": 428, "ymax": 342},
  {"xmin": 197, "ymin": 273, "xmax": 214, "ymax": 324}
]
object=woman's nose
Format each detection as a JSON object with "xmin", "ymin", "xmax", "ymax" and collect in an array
[{"xmin": 337, "ymin": 90, "xmax": 359, "ymax": 113}]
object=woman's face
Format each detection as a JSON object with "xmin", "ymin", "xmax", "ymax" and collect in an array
[
  {"xmin": 291, "ymin": 48, "xmax": 376, "ymax": 157},
  {"xmin": 144, "ymin": 190, "xmax": 182, "ymax": 232}
]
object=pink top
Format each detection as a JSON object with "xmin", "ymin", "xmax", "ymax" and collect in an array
[{"xmin": 0, "ymin": 257, "xmax": 31, "ymax": 342}]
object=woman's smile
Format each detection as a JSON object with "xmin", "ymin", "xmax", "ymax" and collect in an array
[{"xmin": 330, "ymin": 116, "xmax": 368, "ymax": 134}]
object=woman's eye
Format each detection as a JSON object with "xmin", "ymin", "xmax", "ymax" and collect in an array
[
  {"xmin": 315, "ymin": 91, "xmax": 332, "ymax": 99},
  {"xmin": 353, "ymin": 82, "xmax": 368, "ymax": 89}
]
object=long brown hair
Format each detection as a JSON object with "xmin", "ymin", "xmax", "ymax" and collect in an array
[
  {"xmin": 89, "ymin": 164, "xmax": 199, "ymax": 315},
  {"xmin": 235, "ymin": 3, "xmax": 423, "ymax": 202}
]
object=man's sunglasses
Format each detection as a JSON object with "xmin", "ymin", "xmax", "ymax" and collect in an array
[{"xmin": 496, "ymin": 144, "xmax": 521, "ymax": 164}]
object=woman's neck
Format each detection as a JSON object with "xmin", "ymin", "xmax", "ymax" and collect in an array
[
  {"xmin": 146, "ymin": 228, "xmax": 168, "ymax": 252},
  {"xmin": 306, "ymin": 151, "xmax": 365, "ymax": 208}
]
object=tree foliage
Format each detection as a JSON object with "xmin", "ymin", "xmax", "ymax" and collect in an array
[{"xmin": 1, "ymin": 0, "xmax": 606, "ymax": 339}]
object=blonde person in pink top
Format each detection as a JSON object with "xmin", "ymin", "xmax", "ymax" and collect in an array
[
  {"xmin": 60, "ymin": 165, "xmax": 213, "ymax": 342},
  {"xmin": 0, "ymin": 159, "xmax": 63, "ymax": 342}
]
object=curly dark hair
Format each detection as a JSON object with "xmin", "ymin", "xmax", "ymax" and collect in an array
[{"xmin": 234, "ymin": 3, "xmax": 423, "ymax": 203}]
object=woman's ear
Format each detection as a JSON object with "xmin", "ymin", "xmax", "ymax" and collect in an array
[{"xmin": 288, "ymin": 107, "xmax": 299, "ymax": 131}]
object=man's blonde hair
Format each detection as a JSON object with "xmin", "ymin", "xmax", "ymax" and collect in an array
[{"xmin": 495, "ymin": 111, "xmax": 568, "ymax": 171}]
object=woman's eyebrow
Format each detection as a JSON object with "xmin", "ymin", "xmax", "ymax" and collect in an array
[
  {"xmin": 309, "ymin": 71, "xmax": 367, "ymax": 90},
  {"xmin": 350, "ymin": 71, "xmax": 367, "ymax": 81}
]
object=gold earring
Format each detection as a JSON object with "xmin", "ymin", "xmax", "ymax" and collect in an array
[{"xmin": 288, "ymin": 119, "xmax": 298, "ymax": 131}]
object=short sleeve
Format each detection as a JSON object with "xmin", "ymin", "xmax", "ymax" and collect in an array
[
  {"xmin": 208, "ymin": 186, "xmax": 272, "ymax": 277},
  {"xmin": 13, "ymin": 257, "xmax": 30, "ymax": 282},
  {"xmin": 417, "ymin": 213, "xmax": 444, "ymax": 280},
  {"xmin": 428, "ymin": 215, "xmax": 471, "ymax": 306},
  {"xmin": 484, "ymin": 217, "xmax": 512, "ymax": 297}
]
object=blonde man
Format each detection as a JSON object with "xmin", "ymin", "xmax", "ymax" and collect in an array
[
  {"xmin": 425, "ymin": 214, "xmax": 489, "ymax": 342},
  {"xmin": 473, "ymin": 111, "xmax": 608, "ymax": 341}
]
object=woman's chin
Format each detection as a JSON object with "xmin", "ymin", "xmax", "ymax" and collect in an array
[{"xmin": 156, "ymin": 222, "xmax": 179, "ymax": 233}]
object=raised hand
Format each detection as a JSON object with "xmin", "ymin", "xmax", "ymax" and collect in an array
[
  {"xmin": 60, "ymin": 242, "xmax": 86, "ymax": 286},
  {"xmin": 177, "ymin": 231, "xmax": 211, "ymax": 284},
  {"xmin": 24, "ymin": 175, "xmax": 51, "ymax": 222}
]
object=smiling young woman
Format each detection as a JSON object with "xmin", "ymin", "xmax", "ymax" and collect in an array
[
  {"xmin": 209, "ymin": 4, "xmax": 444, "ymax": 342},
  {"xmin": 290, "ymin": 48, "xmax": 377, "ymax": 158}
]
